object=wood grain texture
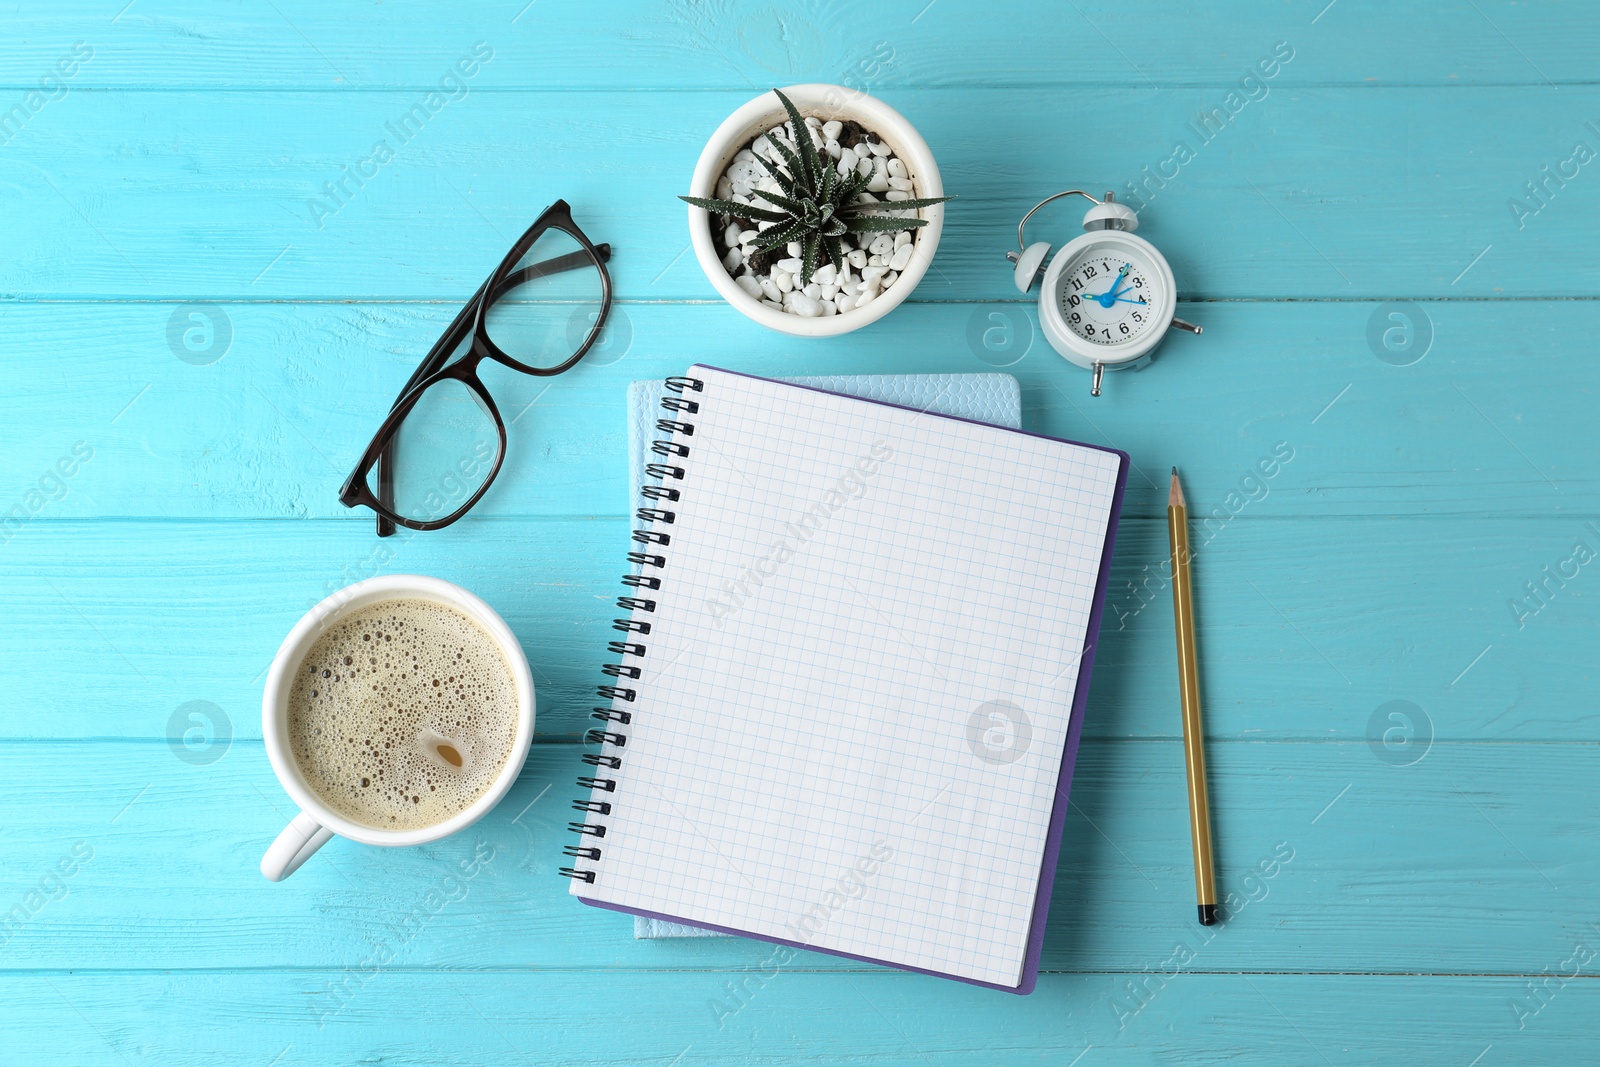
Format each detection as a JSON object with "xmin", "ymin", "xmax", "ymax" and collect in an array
[
  {"xmin": 7, "ymin": 971, "xmax": 1597, "ymax": 1067},
  {"xmin": 0, "ymin": 300, "xmax": 1591, "ymax": 520},
  {"xmin": 2, "ymin": 88, "xmax": 1598, "ymax": 299},
  {"xmin": 1, "ymin": 740, "xmax": 1594, "ymax": 976},
  {"xmin": 4, "ymin": 515, "xmax": 1595, "ymax": 741},
  {"xmin": 3, "ymin": 1, "xmax": 1598, "ymax": 1063},
  {"xmin": 2, "ymin": 0, "xmax": 1595, "ymax": 89}
]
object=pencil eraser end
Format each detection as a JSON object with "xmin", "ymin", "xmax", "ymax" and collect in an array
[{"xmin": 1198, "ymin": 904, "xmax": 1218, "ymax": 926}]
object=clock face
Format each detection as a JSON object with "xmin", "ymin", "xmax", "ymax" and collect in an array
[{"xmin": 1055, "ymin": 248, "xmax": 1161, "ymax": 346}]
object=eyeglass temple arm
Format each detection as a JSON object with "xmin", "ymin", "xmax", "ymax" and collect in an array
[{"xmin": 372, "ymin": 241, "xmax": 612, "ymax": 536}]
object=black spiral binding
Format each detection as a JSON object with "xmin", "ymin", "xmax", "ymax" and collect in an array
[{"xmin": 561, "ymin": 376, "xmax": 704, "ymax": 887}]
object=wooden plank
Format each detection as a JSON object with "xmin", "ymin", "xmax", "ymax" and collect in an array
[
  {"xmin": 5, "ymin": 969, "xmax": 1596, "ymax": 1066},
  {"xmin": 1, "ymin": 300, "xmax": 1592, "ymax": 521},
  {"xmin": 2, "ymin": 1, "xmax": 1594, "ymax": 89},
  {"xmin": 2, "ymin": 88, "xmax": 1597, "ymax": 299},
  {"xmin": 4, "ymin": 514, "xmax": 1594, "ymax": 741},
  {"xmin": 0, "ymin": 739, "xmax": 1593, "ymax": 976}
]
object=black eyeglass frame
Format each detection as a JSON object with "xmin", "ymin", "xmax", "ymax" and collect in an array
[{"xmin": 338, "ymin": 199, "xmax": 612, "ymax": 534}]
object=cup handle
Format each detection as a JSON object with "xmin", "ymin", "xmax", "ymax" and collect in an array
[{"xmin": 261, "ymin": 810, "xmax": 335, "ymax": 881}]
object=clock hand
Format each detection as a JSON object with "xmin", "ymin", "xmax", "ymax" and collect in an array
[
  {"xmin": 1107, "ymin": 265, "xmax": 1134, "ymax": 300},
  {"xmin": 1088, "ymin": 265, "xmax": 1132, "ymax": 307}
]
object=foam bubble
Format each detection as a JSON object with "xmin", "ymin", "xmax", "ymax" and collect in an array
[{"xmin": 287, "ymin": 597, "xmax": 519, "ymax": 831}]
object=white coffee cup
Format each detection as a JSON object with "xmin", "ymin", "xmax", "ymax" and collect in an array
[{"xmin": 260, "ymin": 575, "xmax": 535, "ymax": 881}]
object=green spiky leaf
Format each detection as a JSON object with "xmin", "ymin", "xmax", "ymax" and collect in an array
[
  {"xmin": 765, "ymin": 135, "xmax": 812, "ymax": 198},
  {"xmin": 843, "ymin": 214, "xmax": 931, "ymax": 233},
  {"xmin": 773, "ymin": 89, "xmax": 818, "ymax": 190},
  {"xmin": 750, "ymin": 187, "xmax": 808, "ymax": 216},
  {"xmin": 823, "ymin": 234, "xmax": 844, "ymax": 274},
  {"xmin": 679, "ymin": 196, "xmax": 789, "ymax": 224},
  {"xmin": 753, "ymin": 217, "xmax": 810, "ymax": 254},
  {"xmin": 845, "ymin": 194, "xmax": 953, "ymax": 213},
  {"xmin": 800, "ymin": 232, "xmax": 820, "ymax": 287}
]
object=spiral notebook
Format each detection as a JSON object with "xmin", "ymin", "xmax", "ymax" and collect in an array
[{"xmin": 565, "ymin": 365, "xmax": 1128, "ymax": 994}]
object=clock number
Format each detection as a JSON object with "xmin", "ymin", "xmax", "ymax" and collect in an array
[
  {"xmin": 1132, "ymin": 312, "xmax": 1143, "ymax": 322},
  {"xmin": 1069, "ymin": 312, "xmax": 1080, "ymax": 323},
  {"xmin": 1119, "ymin": 322, "xmax": 1130, "ymax": 335},
  {"xmin": 1067, "ymin": 294, "xmax": 1080, "ymax": 308},
  {"xmin": 1084, "ymin": 265, "xmax": 1097, "ymax": 278},
  {"xmin": 1070, "ymin": 277, "xmax": 1084, "ymax": 292},
  {"xmin": 1133, "ymin": 277, "xmax": 1144, "ymax": 288}
]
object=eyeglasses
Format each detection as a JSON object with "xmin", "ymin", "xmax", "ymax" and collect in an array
[{"xmin": 339, "ymin": 200, "xmax": 612, "ymax": 536}]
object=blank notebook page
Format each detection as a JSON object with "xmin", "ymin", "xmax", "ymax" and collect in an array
[{"xmin": 574, "ymin": 365, "xmax": 1123, "ymax": 989}]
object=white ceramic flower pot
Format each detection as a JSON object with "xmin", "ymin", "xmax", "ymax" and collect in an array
[{"xmin": 686, "ymin": 84, "xmax": 945, "ymax": 338}]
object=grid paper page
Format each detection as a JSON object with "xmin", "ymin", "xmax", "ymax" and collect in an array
[{"xmin": 573, "ymin": 366, "xmax": 1123, "ymax": 989}]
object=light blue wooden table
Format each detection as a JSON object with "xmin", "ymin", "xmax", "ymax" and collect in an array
[{"xmin": 4, "ymin": 2, "xmax": 1597, "ymax": 1063}]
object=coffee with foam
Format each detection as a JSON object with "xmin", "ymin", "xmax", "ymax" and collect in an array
[{"xmin": 287, "ymin": 597, "xmax": 519, "ymax": 831}]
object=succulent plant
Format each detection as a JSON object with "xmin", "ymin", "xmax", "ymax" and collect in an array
[{"xmin": 682, "ymin": 88, "xmax": 952, "ymax": 288}]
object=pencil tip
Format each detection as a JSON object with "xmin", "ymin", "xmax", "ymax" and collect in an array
[{"xmin": 1171, "ymin": 466, "xmax": 1178, "ymax": 478}]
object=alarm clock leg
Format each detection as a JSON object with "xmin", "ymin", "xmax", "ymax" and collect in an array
[{"xmin": 1091, "ymin": 362, "xmax": 1105, "ymax": 397}]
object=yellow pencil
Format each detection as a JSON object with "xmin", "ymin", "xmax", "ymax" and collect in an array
[{"xmin": 1169, "ymin": 467, "xmax": 1217, "ymax": 925}]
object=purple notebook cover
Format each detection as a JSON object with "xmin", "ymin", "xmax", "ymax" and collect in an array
[{"xmin": 580, "ymin": 364, "xmax": 1130, "ymax": 995}]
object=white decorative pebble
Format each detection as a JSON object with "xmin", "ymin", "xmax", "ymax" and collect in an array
[
  {"xmin": 868, "ymin": 139, "xmax": 891, "ymax": 157},
  {"xmin": 776, "ymin": 258, "xmax": 803, "ymax": 274},
  {"xmin": 728, "ymin": 159, "xmax": 764, "ymax": 188},
  {"xmin": 868, "ymin": 234, "xmax": 894, "ymax": 256},
  {"xmin": 788, "ymin": 291, "xmax": 822, "ymax": 317},
  {"xmin": 716, "ymin": 176, "xmax": 733, "ymax": 199},
  {"xmin": 868, "ymin": 254, "xmax": 887, "ymax": 267},
  {"xmin": 738, "ymin": 229, "xmax": 758, "ymax": 245},
  {"xmin": 721, "ymin": 247, "xmax": 742, "ymax": 272},
  {"xmin": 856, "ymin": 155, "xmax": 874, "ymax": 178},
  {"xmin": 882, "ymin": 271, "xmax": 898, "ymax": 288},
  {"xmin": 847, "ymin": 249, "xmax": 867, "ymax": 269},
  {"xmin": 820, "ymin": 298, "xmax": 836, "ymax": 316},
  {"xmin": 734, "ymin": 148, "xmax": 757, "ymax": 164},
  {"xmin": 759, "ymin": 277, "xmax": 782, "ymax": 302},
  {"xmin": 855, "ymin": 287, "xmax": 876, "ymax": 306},
  {"xmin": 885, "ymin": 190, "xmax": 909, "ymax": 202},
  {"xmin": 735, "ymin": 275, "xmax": 763, "ymax": 298},
  {"xmin": 888, "ymin": 176, "xmax": 914, "ymax": 191},
  {"xmin": 803, "ymin": 282, "xmax": 821, "ymax": 299},
  {"xmin": 762, "ymin": 298, "xmax": 783, "ymax": 310},
  {"xmin": 813, "ymin": 263, "xmax": 837, "ymax": 286},
  {"xmin": 724, "ymin": 222, "xmax": 742, "ymax": 246},
  {"xmin": 894, "ymin": 231, "xmax": 912, "ymax": 248},
  {"xmin": 862, "ymin": 264, "xmax": 888, "ymax": 284},
  {"xmin": 838, "ymin": 147, "xmax": 858, "ymax": 172},
  {"xmin": 822, "ymin": 120, "xmax": 843, "ymax": 140},
  {"xmin": 752, "ymin": 135, "xmax": 772, "ymax": 157},
  {"xmin": 867, "ymin": 158, "xmax": 890, "ymax": 192},
  {"xmin": 889, "ymin": 244, "xmax": 913, "ymax": 271},
  {"xmin": 825, "ymin": 140, "xmax": 841, "ymax": 160},
  {"xmin": 773, "ymin": 269, "xmax": 794, "ymax": 293},
  {"xmin": 822, "ymin": 283, "xmax": 838, "ymax": 300},
  {"xmin": 887, "ymin": 158, "xmax": 906, "ymax": 179},
  {"xmin": 787, "ymin": 241, "xmax": 801, "ymax": 257}
]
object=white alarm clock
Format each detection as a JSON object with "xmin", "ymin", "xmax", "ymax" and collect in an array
[{"xmin": 1009, "ymin": 190, "xmax": 1200, "ymax": 396}]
